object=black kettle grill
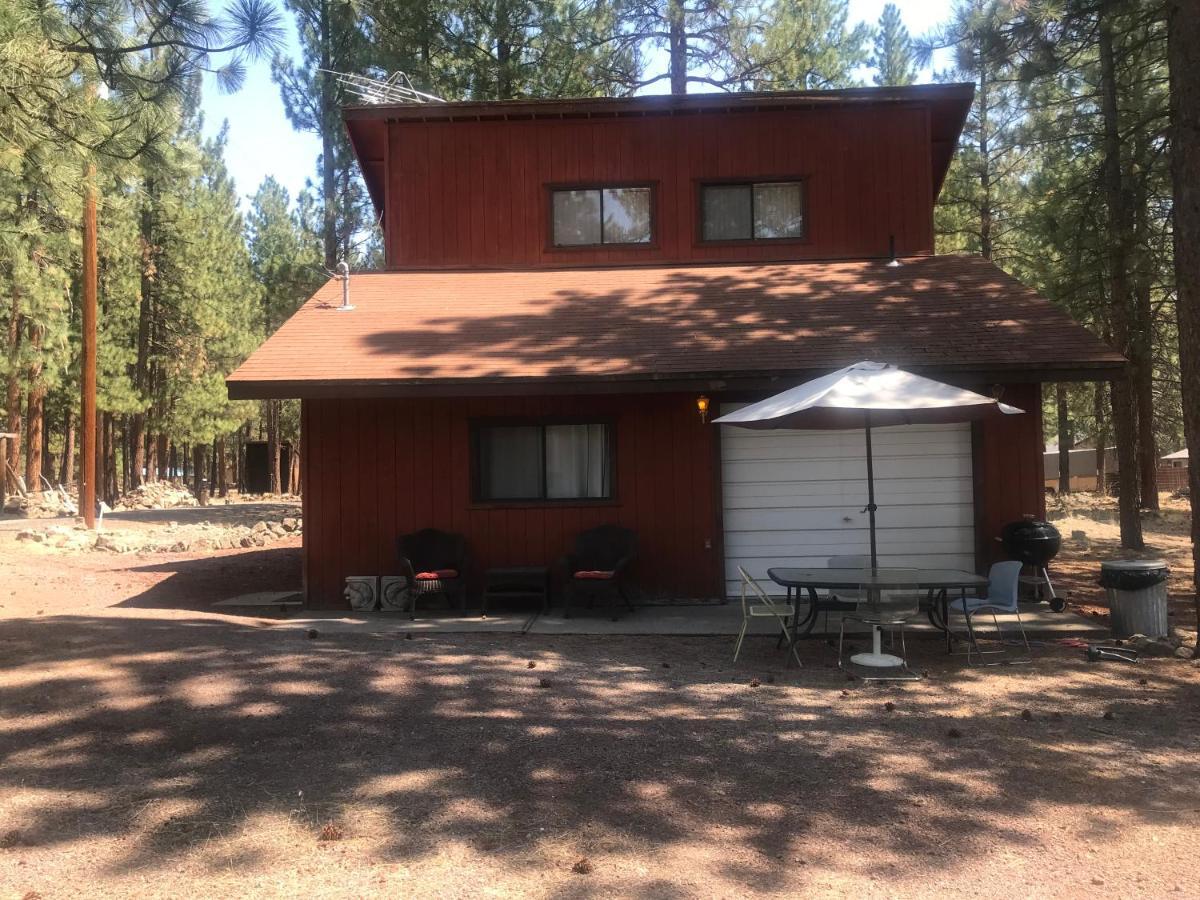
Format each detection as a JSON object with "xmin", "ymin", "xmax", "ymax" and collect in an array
[{"xmin": 999, "ymin": 519, "xmax": 1065, "ymax": 611}]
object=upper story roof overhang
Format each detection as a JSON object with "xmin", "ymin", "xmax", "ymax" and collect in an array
[{"xmin": 344, "ymin": 83, "xmax": 975, "ymax": 218}]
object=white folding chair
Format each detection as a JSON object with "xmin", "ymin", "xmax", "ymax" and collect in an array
[
  {"xmin": 735, "ymin": 566, "xmax": 802, "ymax": 666},
  {"xmin": 947, "ymin": 560, "xmax": 1032, "ymax": 665}
]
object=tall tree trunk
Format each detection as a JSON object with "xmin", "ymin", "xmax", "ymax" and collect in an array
[
  {"xmin": 1166, "ymin": 0, "xmax": 1200, "ymax": 645},
  {"xmin": 5, "ymin": 288, "xmax": 23, "ymax": 493},
  {"xmin": 1056, "ymin": 383, "xmax": 1071, "ymax": 494},
  {"xmin": 59, "ymin": 406, "xmax": 73, "ymax": 487},
  {"xmin": 1094, "ymin": 382, "xmax": 1108, "ymax": 494},
  {"xmin": 1098, "ymin": 13, "xmax": 1144, "ymax": 549},
  {"xmin": 1131, "ymin": 145, "xmax": 1159, "ymax": 510},
  {"xmin": 157, "ymin": 434, "xmax": 169, "ymax": 481},
  {"xmin": 290, "ymin": 448, "xmax": 301, "ymax": 496},
  {"xmin": 267, "ymin": 399, "xmax": 281, "ymax": 494},
  {"xmin": 41, "ymin": 412, "xmax": 52, "ymax": 483},
  {"xmin": 216, "ymin": 435, "xmax": 227, "ymax": 497},
  {"xmin": 667, "ymin": 0, "xmax": 687, "ymax": 95},
  {"xmin": 193, "ymin": 442, "xmax": 207, "ymax": 506},
  {"xmin": 24, "ymin": 322, "xmax": 43, "ymax": 492},
  {"xmin": 977, "ymin": 60, "xmax": 993, "ymax": 260},
  {"xmin": 319, "ymin": 0, "xmax": 339, "ymax": 270},
  {"xmin": 108, "ymin": 414, "xmax": 118, "ymax": 502}
]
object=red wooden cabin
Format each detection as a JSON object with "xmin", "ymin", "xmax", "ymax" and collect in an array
[{"xmin": 228, "ymin": 85, "xmax": 1122, "ymax": 609}]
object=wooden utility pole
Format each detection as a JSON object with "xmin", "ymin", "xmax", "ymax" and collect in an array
[{"xmin": 81, "ymin": 163, "xmax": 98, "ymax": 528}]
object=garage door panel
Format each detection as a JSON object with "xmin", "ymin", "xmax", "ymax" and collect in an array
[
  {"xmin": 720, "ymin": 413, "xmax": 975, "ymax": 599},
  {"xmin": 723, "ymin": 456, "xmax": 972, "ymax": 484},
  {"xmin": 724, "ymin": 503, "xmax": 973, "ymax": 533},
  {"xmin": 723, "ymin": 478, "xmax": 973, "ymax": 508}
]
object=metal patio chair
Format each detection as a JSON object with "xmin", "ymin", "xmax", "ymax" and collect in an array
[
  {"xmin": 564, "ymin": 524, "xmax": 637, "ymax": 620},
  {"xmin": 735, "ymin": 566, "xmax": 802, "ymax": 666},
  {"xmin": 946, "ymin": 560, "xmax": 1032, "ymax": 665},
  {"xmin": 397, "ymin": 528, "xmax": 469, "ymax": 618}
]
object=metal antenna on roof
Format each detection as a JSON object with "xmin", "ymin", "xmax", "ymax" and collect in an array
[
  {"xmin": 334, "ymin": 261, "xmax": 354, "ymax": 312},
  {"xmin": 321, "ymin": 69, "xmax": 447, "ymax": 105}
]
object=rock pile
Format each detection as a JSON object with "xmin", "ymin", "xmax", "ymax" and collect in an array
[
  {"xmin": 3, "ymin": 490, "xmax": 78, "ymax": 519},
  {"xmin": 15, "ymin": 512, "xmax": 302, "ymax": 555},
  {"xmin": 115, "ymin": 482, "xmax": 199, "ymax": 510},
  {"xmin": 1122, "ymin": 629, "xmax": 1196, "ymax": 660}
]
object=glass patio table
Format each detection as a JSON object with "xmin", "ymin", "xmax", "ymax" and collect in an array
[{"xmin": 767, "ymin": 567, "xmax": 990, "ymax": 659}]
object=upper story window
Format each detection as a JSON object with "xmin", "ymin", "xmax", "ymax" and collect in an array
[
  {"xmin": 551, "ymin": 186, "xmax": 653, "ymax": 247},
  {"xmin": 700, "ymin": 180, "xmax": 806, "ymax": 242}
]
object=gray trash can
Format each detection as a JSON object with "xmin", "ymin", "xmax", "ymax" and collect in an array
[{"xmin": 1099, "ymin": 560, "xmax": 1170, "ymax": 639}]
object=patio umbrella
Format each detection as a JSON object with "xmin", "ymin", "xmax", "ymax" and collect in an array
[{"xmin": 713, "ymin": 361, "xmax": 1023, "ymax": 570}]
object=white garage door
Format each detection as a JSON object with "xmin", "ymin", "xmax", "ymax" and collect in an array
[{"xmin": 720, "ymin": 408, "xmax": 975, "ymax": 598}]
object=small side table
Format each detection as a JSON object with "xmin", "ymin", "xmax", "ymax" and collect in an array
[{"xmin": 482, "ymin": 566, "xmax": 549, "ymax": 617}]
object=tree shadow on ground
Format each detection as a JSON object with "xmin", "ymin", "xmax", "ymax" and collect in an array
[
  {"xmin": 112, "ymin": 547, "xmax": 302, "ymax": 613},
  {"xmin": 1, "ymin": 612, "xmax": 1197, "ymax": 892}
]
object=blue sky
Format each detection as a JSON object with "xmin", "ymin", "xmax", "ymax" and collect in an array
[{"xmin": 200, "ymin": 0, "xmax": 956, "ymax": 209}]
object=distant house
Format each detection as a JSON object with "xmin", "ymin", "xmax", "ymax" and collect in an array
[
  {"xmin": 228, "ymin": 85, "xmax": 1122, "ymax": 608},
  {"xmin": 1044, "ymin": 445, "xmax": 1118, "ymax": 492},
  {"xmin": 1161, "ymin": 449, "xmax": 1189, "ymax": 468}
]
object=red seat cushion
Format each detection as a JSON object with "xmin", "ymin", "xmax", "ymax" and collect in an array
[
  {"xmin": 415, "ymin": 569, "xmax": 458, "ymax": 580},
  {"xmin": 574, "ymin": 570, "xmax": 615, "ymax": 580}
]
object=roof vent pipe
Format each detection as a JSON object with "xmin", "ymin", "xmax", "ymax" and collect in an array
[
  {"xmin": 886, "ymin": 235, "xmax": 902, "ymax": 268},
  {"xmin": 335, "ymin": 260, "xmax": 354, "ymax": 311}
]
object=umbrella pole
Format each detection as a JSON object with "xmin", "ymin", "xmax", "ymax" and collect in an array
[{"xmin": 864, "ymin": 414, "xmax": 878, "ymax": 571}]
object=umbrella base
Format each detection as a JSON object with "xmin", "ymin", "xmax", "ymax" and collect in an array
[{"xmin": 850, "ymin": 651, "xmax": 906, "ymax": 668}]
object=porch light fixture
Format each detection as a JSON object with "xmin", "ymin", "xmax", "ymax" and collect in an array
[{"xmin": 697, "ymin": 395, "xmax": 711, "ymax": 423}]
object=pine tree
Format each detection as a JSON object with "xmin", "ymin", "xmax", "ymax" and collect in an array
[
  {"xmin": 247, "ymin": 177, "xmax": 323, "ymax": 493},
  {"xmin": 872, "ymin": 3, "xmax": 917, "ymax": 86},
  {"xmin": 1166, "ymin": 0, "xmax": 1200, "ymax": 619}
]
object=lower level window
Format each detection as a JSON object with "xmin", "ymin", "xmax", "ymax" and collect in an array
[{"xmin": 477, "ymin": 422, "xmax": 612, "ymax": 501}]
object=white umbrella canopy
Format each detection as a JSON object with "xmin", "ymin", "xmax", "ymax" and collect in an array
[
  {"xmin": 714, "ymin": 361, "xmax": 1024, "ymax": 571},
  {"xmin": 714, "ymin": 361, "xmax": 1024, "ymax": 430}
]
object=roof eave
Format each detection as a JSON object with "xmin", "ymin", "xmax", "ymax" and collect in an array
[{"xmin": 226, "ymin": 359, "xmax": 1126, "ymax": 401}]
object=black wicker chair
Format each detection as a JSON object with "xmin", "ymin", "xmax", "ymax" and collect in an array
[
  {"xmin": 397, "ymin": 529, "xmax": 469, "ymax": 619},
  {"xmin": 564, "ymin": 524, "xmax": 637, "ymax": 620}
]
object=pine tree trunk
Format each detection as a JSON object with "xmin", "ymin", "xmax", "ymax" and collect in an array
[
  {"xmin": 24, "ymin": 323, "xmax": 43, "ymax": 492},
  {"xmin": 59, "ymin": 406, "xmax": 73, "ymax": 487},
  {"xmin": 1098, "ymin": 13, "xmax": 1144, "ymax": 549},
  {"xmin": 216, "ymin": 435, "xmax": 228, "ymax": 497},
  {"xmin": 1056, "ymin": 383, "xmax": 1071, "ymax": 494},
  {"xmin": 977, "ymin": 62, "xmax": 993, "ymax": 260},
  {"xmin": 667, "ymin": 0, "xmax": 687, "ymax": 95},
  {"xmin": 158, "ymin": 434, "xmax": 169, "ymax": 481},
  {"xmin": 42, "ymin": 413, "xmax": 52, "ymax": 483},
  {"xmin": 291, "ymin": 448, "xmax": 301, "ymax": 496},
  {"xmin": 318, "ymin": 0, "xmax": 339, "ymax": 270},
  {"xmin": 110, "ymin": 416, "xmax": 118, "ymax": 501},
  {"xmin": 1094, "ymin": 383, "xmax": 1108, "ymax": 494},
  {"xmin": 1131, "ymin": 152, "xmax": 1159, "ymax": 511},
  {"xmin": 268, "ymin": 399, "xmax": 281, "ymax": 494},
  {"xmin": 5, "ymin": 288, "xmax": 23, "ymax": 493},
  {"xmin": 193, "ymin": 443, "xmax": 207, "ymax": 506},
  {"xmin": 1166, "ymin": 0, "xmax": 1200, "ymax": 641}
]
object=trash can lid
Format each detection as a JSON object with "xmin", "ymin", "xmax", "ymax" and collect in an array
[
  {"xmin": 1098, "ymin": 559, "xmax": 1170, "ymax": 590},
  {"xmin": 1100, "ymin": 559, "xmax": 1169, "ymax": 573}
]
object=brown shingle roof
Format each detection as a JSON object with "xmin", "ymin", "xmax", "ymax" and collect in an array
[{"xmin": 227, "ymin": 255, "xmax": 1122, "ymax": 399}]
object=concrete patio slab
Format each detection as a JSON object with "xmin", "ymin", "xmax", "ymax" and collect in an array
[
  {"xmin": 270, "ymin": 601, "xmax": 1109, "ymax": 640},
  {"xmin": 213, "ymin": 591, "xmax": 303, "ymax": 607}
]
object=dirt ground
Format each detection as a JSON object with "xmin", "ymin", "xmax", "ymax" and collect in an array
[
  {"xmin": 1048, "ymin": 491, "xmax": 1195, "ymax": 631},
  {"xmin": 1, "ymin": 507, "xmax": 1199, "ymax": 898}
]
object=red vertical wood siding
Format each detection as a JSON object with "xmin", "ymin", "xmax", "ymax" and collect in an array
[
  {"xmin": 384, "ymin": 106, "xmax": 934, "ymax": 269},
  {"xmin": 972, "ymin": 382, "xmax": 1048, "ymax": 567},
  {"xmin": 302, "ymin": 393, "xmax": 723, "ymax": 609}
]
